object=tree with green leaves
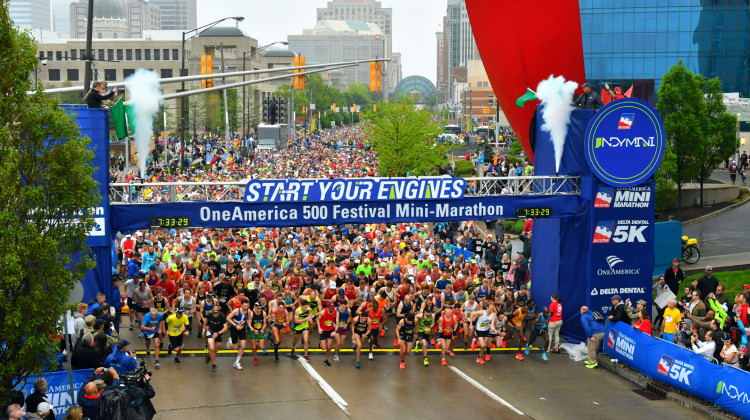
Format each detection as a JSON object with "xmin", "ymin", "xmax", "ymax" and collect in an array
[
  {"xmin": 0, "ymin": 6, "xmax": 99, "ymax": 406},
  {"xmin": 364, "ymin": 96, "xmax": 448, "ymax": 176},
  {"xmin": 656, "ymin": 60, "xmax": 738, "ymax": 207}
]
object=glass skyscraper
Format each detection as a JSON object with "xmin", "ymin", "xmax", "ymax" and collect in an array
[{"xmin": 580, "ymin": 0, "xmax": 749, "ymax": 104}]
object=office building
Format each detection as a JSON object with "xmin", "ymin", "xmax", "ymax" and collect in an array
[
  {"xmin": 51, "ymin": 0, "xmax": 71, "ymax": 37},
  {"xmin": 70, "ymin": 0, "xmax": 127, "ymax": 39},
  {"xmin": 122, "ymin": 0, "xmax": 161, "ymax": 38},
  {"xmin": 580, "ymin": 0, "xmax": 749, "ymax": 105},
  {"xmin": 443, "ymin": 0, "xmax": 476, "ymax": 102},
  {"xmin": 288, "ymin": 20, "xmax": 388, "ymax": 93},
  {"xmin": 149, "ymin": 0, "xmax": 195, "ymax": 30},
  {"xmin": 316, "ymin": 0, "xmax": 398, "ymax": 94},
  {"xmin": 9, "ymin": 0, "xmax": 52, "ymax": 30}
]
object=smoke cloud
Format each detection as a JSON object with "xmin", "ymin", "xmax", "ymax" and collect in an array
[
  {"xmin": 125, "ymin": 69, "xmax": 162, "ymax": 177},
  {"xmin": 536, "ymin": 75, "xmax": 578, "ymax": 174}
]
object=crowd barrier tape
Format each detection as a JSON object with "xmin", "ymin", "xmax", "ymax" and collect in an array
[
  {"xmin": 604, "ymin": 322, "xmax": 750, "ymax": 419},
  {"xmin": 14, "ymin": 369, "xmax": 95, "ymax": 417}
]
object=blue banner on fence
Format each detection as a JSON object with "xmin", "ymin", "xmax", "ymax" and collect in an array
[
  {"xmin": 604, "ymin": 322, "xmax": 750, "ymax": 419},
  {"xmin": 587, "ymin": 180, "xmax": 654, "ymax": 315},
  {"xmin": 111, "ymin": 194, "xmax": 581, "ymax": 231},
  {"xmin": 244, "ymin": 177, "xmax": 466, "ymax": 204},
  {"xmin": 15, "ymin": 369, "xmax": 94, "ymax": 417}
]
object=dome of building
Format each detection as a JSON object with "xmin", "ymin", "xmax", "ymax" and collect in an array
[
  {"xmin": 93, "ymin": 0, "xmax": 125, "ymax": 20},
  {"xmin": 264, "ymin": 49, "xmax": 296, "ymax": 58}
]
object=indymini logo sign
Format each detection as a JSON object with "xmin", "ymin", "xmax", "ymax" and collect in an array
[{"xmin": 585, "ymin": 98, "xmax": 666, "ymax": 188}]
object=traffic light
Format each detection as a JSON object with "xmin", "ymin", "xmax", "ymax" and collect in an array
[
  {"xmin": 352, "ymin": 104, "xmax": 357, "ymax": 112},
  {"xmin": 376, "ymin": 62, "xmax": 382, "ymax": 92},
  {"xmin": 302, "ymin": 106, "xmax": 307, "ymax": 114},
  {"xmin": 299, "ymin": 56, "xmax": 306, "ymax": 90},
  {"xmin": 293, "ymin": 56, "xmax": 300, "ymax": 90},
  {"xmin": 373, "ymin": 104, "xmax": 377, "ymax": 112},
  {"xmin": 200, "ymin": 54, "xmax": 213, "ymax": 89},
  {"xmin": 370, "ymin": 61, "xmax": 377, "ymax": 92},
  {"xmin": 483, "ymin": 106, "xmax": 490, "ymax": 114},
  {"xmin": 332, "ymin": 102, "xmax": 337, "ymax": 112}
]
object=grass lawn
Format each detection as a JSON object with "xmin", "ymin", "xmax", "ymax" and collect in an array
[{"xmin": 682, "ymin": 269, "xmax": 750, "ymax": 302}]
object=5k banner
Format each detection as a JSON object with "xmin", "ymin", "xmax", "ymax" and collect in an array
[
  {"xmin": 588, "ymin": 179, "xmax": 654, "ymax": 314},
  {"xmin": 605, "ymin": 322, "xmax": 750, "ymax": 419}
]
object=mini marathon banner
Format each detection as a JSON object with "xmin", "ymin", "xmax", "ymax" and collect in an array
[
  {"xmin": 605, "ymin": 322, "xmax": 750, "ymax": 419},
  {"xmin": 244, "ymin": 177, "xmax": 466, "ymax": 203},
  {"xmin": 588, "ymin": 180, "xmax": 655, "ymax": 314},
  {"xmin": 110, "ymin": 194, "xmax": 581, "ymax": 231},
  {"xmin": 15, "ymin": 369, "xmax": 95, "ymax": 417}
]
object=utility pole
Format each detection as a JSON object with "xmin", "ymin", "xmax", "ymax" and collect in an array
[
  {"xmin": 469, "ymin": 90, "xmax": 473, "ymax": 133},
  {"xmin": 82, "ymin": 0, "xmax": 94, "ymax": 96},
  {"xmin": 220, "ymin": 43, "xmax": 230, "ymax": 142}
]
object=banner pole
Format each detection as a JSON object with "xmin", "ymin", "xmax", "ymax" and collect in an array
[{"xmin": 63, "ymin": 312, "xmax": 75, "ymax": 404}]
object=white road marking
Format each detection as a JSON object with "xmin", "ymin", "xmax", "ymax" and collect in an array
[
  {"xmin": 449, "ymin": 366, "xmax": 525, "ymax": 416},
  {"xmin": 298, "ymin": 358, "xmax": 350, "ymax": 416}
]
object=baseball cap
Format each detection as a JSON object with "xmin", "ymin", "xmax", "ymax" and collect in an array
[
  {"xmin": 116, "ymin": 338, "xmax": 130, "ymax": 348},
  {"xmin": 706, "ymin": 266, "xmax": 712, "ymax": 271},
  {"xmin": 207, "ymin": 292, "xmax": 214, "ymax": 298},
  {"xmin": 582, "ymin": 82, "xmax": 592, "ymax": 88},
  {"xmin": 85, "ymin": 315, "xmax": 96, "ymax": 324},
  {"xmin": 212, "ymin": 307, "xmax": 220, "ymax": 313},
  {"xmin": 149, "ymin": 264, "xmax": 156, "ymax": 270},
  {"xmin": 636, "ymin": 299, "xmax": 647, "ymax": 306},
  {"xmin": 36, "ymin": 402, "xmax": 53, "ymax": 415},
  {"xmin": 611, "ymin": 294, "xmax": 622, "ymax": 301},
  {"xmin": 254, "ymin": 301, "xmax": 262, "ymax": 307},
  {"xmin": 517, "ymin": 251, "xmax": 523, "ymax": 255},
  {"xmin": 744, "ymin": 284, "xmax": 750, "ymax": 288},
  {"xmin": 176, "ymin": 307, "xmax": 185, "ymax": 314},
  {"xmin": 338, "ymin": 289, "xmax": 345, "ymax": 296}
]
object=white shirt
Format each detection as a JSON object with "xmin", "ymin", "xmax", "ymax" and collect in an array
[{"xmin": 691, "ymin": 340, "xmax": 716, "ymax": 361}]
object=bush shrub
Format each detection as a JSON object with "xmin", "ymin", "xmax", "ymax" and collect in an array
[{"xmin": 454, "ymin": 160, "xmax": 476, "ymax": 178}]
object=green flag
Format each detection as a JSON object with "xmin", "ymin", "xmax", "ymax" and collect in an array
[
  {"xmin": 111, "ymin": 97, "xmax": 129, "ymax": 139},
  {"xmin": 124, "ymin": 103, "xmax": 137, "ymax": 135},
  {"xmin": 515, "ymin": 88, "xmax": 538, "ymax": 108}
]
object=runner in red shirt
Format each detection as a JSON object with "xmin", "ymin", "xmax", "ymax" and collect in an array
[
  {"xmin": 318, "ymin": 301, "xmax": 339, "ymax": 366},
  {"xmin": 438, "ymin": 306, "xmax": 456, "ymax": 366},
  {"xmin": 366, "ymin": 299, "xmax": 382, "ymax": 360}
]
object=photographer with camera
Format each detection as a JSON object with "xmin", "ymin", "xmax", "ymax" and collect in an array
[
  {"xmin": 104, "ymin": 339, "xmax": 137, "ymax": 376},
  {"xmin": 98, "ymin": 361, "xmax": 156, "ymax": 420}
]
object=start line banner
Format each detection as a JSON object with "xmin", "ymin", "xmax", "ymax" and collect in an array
[
  {"xmin": 244, "ymin": 177, "xmax": 467, "ymax": 204},
  {"xmin": 111, "ymin": 195, "xmax": 581, "ymax": 231},
  {"xmin": 604, "ymin": 322, "xmax": 750, "ymax": 419}
]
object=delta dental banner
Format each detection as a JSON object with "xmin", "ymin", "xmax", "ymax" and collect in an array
[
  {"xmin": 244, "ymin": 177, "xmax": 466, "ymax": 204},
  {"xmin": 605, "ymin": 322, "xmax": 750, "ymax": 419},
  {"xmin": 588, "ymin": 180, "xmax": 655, "ymax": 314},
  {"xmin": 15, "ymin": 369, "xmax": 94, "ymax": 417},
  {"xmin": 110, "ymin": 194, "xmax": 581, "ymax": 231}
]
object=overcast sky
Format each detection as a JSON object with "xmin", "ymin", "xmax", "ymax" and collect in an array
[{"xmin": 196, "ymin": 0, "xmax": 446, "ymax": 84}]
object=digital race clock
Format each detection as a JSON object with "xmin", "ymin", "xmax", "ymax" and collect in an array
[
  {"xmin": 515, "ymin": 207, "xmax": 552, "ymax": 218},
  {"xmin": 149, "ymin": 217, "xmax": 191, "ymax": 228}
]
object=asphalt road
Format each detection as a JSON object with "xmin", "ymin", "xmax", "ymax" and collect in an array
[{"xmin": 118, "ymin": 325, "xmax": 700, "ymax": 420}]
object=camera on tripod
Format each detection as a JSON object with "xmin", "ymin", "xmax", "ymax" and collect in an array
[{"xmin": 121, "ymin": 360, "xmax": 152, "ymax": 387}]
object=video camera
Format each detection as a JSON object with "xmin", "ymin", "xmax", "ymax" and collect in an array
[{"xmin": 121, "ymin": 360, "xmax": 152, "ymax": 387}]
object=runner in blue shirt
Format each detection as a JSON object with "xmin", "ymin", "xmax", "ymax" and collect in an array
[{"xmin": 141, "ymin": 307, "xmax": 163, "ymax": 368}]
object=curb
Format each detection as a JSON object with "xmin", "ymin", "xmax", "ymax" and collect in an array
[
  {"xmin": 596, "ymin": 356, "xmax": 738, "ymax": 420},
  {"xmin": 682, "ymin": 187, "xmax": 750, "ymax": 227}
]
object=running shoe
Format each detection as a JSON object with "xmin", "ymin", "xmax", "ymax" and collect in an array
[
  {"xmin": 431, "ymin": 339, "xmax": 436, "ymax": 345},
  {"xmin": 205, "ymin": 354, "xmax": 210, "ymax": 363},
  {"xmin": 368, "ymin": 352, "xmax": 374, "ymax": 360},
  {"xmin": 380, "ymin": 329, "xmax": 385, "ymax": 337},
  {"xmin": 490, "ymin": 342, "xmax": 496, "ymax": 349},
  {"xmin": 167, "ymin": 344, "xmax": 173, "ymax": 355},
  {"xmin": 436, "ymin": 341, "xmax": 441, "ymax": 349},
  {"xmin": 485, "ymin": 354, "xmax": 491, "ymax": 361},
  {"xmin": 449, "ymin": 350, "xmax": 455, "ymax": 357},
  {"xmin": 155, "ymin": 361, "xmax": 160, "ymax": 368},
  {"xmin": 304, "ymin": 355, "xmax": 310, "ymax": 361},
  {"xmin": 586, "ymin": 362, "xmax": 598, "ymax": 369},
  {"xmin": 441, "ymin": 359, "xmax": 447, "ymax": 366},
  {"xmin": 542, "ymin": 352, "xmax": 548, "ymax": 361},
  {"xmin": 500, "ymin": 338, "xmax": 506, "ymax": 348},
  {"xmin": 226, "ymin": 339, "xmax": 232, "ymax": 350},
  {"xmin": 233, "ymin": 362, "xmax": 243, "ymax": 370},
  {"xmin": 286, "ymin": 325, "xmax": 290, "ymax": 332},
  {"xmin": 211, "ymin": 364, "xmax": 217, "ymax": 372},
  {"xmin": 275, "ymin": 354, "xmax": 279, "ymax": 361},
  {"xmin": 254, "ymin": 358, "xmax": 258, "ymax": 365},
  {"xmin": 471, "ymin": 338, "xmax": 477, "ymax": 351},
  {"xmin": 174, "ymin": 357, "xmax": 181, "ymax": 364},
  {"xmin": 129, "ymin": 325, "xmax": 134, "ymax": 331},
  {"xmin": 263, "ymin": 347, "xmax": 267, "ymax": 356},
  {"xmin": 515, "ymin": 353, "xmax": 524, "ymax": 361},
  {"xmin": 423, "ymin": 357, "xmax": 429, "ymax": 366},
  {"xmin": 524, "ymin": 344, "xmax": 530, "ymax": 355},
  {"xmin": 400, "ymin": 362, "xmax": 405, "ymax": 370},
  {"xmin": 356, "ymin": 361, "xmax": 361, "ymax": 368},
  {"xmin": 159, "ymin": 342, "xmax": 164, "ymax": 350},
  {"xmin": 552, "ymin": 347, "xmax": 559, "ymax": 353},
  {"xmin": 333, "ymin": 355, "xmax": 340, "ymax": 363},
  {"xmin": 476, "ymin": 357, "xmax": 485, "ymax": 365},
  {"xmin": 289, "ymin": 354, "xmax": 298, "ymax": 360},
  {"xmin": 197, "ymin": 331, "xmax": 202, "ymax": 338},
  {"xmin": 146, "ymin": 350, "xmax": 150, "ymax": 358},
  {"xmin": 393, "ymin": 339, "xmax": 398, "ymax": 347},
  {"xmin": 324, "ymin": 359, "xmax": 331, "ymax": 366},
  {"xmin": 204, "ymin": 344, "xmax": 208, "ymax": 351}
]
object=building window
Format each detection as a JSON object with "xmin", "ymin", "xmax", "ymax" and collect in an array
[
  {"xmin": 117, "ymin": 49, "xmax": 123, "ymax": 60},
  {"xmin": 38, "ymin": 51, "xmax": 44, "ymax": 59},
  {"xmin": 98, "ymin": 49, "xmax": 104, "ymax": 60},
  {"xmin": 126, "ymin": 49, "xmax": 132, "ymax": 60},
  {"xmin": 56, "ymin": 51, "xmax": 62, "ymax": 61},
  {"xmin": 79, "ymin": 49, "xmax": 85, "ymax": 60},
  {"xmin": 104, "ymin": 69, "xmax": 116, "ymax": 81},
  {"xmin": 107, "ymin": 49, "xmax": 114, "ymax": 61},
  {"xmin": 48, "ymin": 69, "xmax": 60, "ymax": 81},
  {"xmin": 145, "ymin": 49, "xmax": 151, "ymax": 60},
  {"xmin": 47, "ymin": 51, "xmax": 53, "ymax": 61},
  {"xmin": 135, "ymin": 49, "xmax": 142, "ymax": 60},
  {"xmin": 163, "ymin": 49, "xmax": 169, "ymax": 60},
  {"xmin": 172, "ymin": 49, "xmax": 179, "ymax": 60},
  {"xmin": 97, "ymin": 33, "xmax": 102, "ymax": 39},
  {"xmin": 154, "ymin": 49, "xmax": 160, "ymax": 60},
  {"xmin": 67, "ymin": 69, "xmax": 79, "ymax": 81},
  {"xmin": 70, "ymin": 50, "xmax": 77, "ymax": 60},
  {"xmin": 160, "ymin": 69, "xmax": 173, "ymax": 78},
  {"xmin": 123, "ymin": 69, "xmax": 135, "ymax": 78}
]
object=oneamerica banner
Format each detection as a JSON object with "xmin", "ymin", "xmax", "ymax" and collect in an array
[
  {"xmin": 244, "ymin": 177, "xmax": 466, "ymax": 203},
  {"xmin": 605, "ymin": 322, "xmax": 750, "ymax": 419},
  {"xmin": 110, "ymin": 195, "xmax": 581, "ymax": 231}
]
